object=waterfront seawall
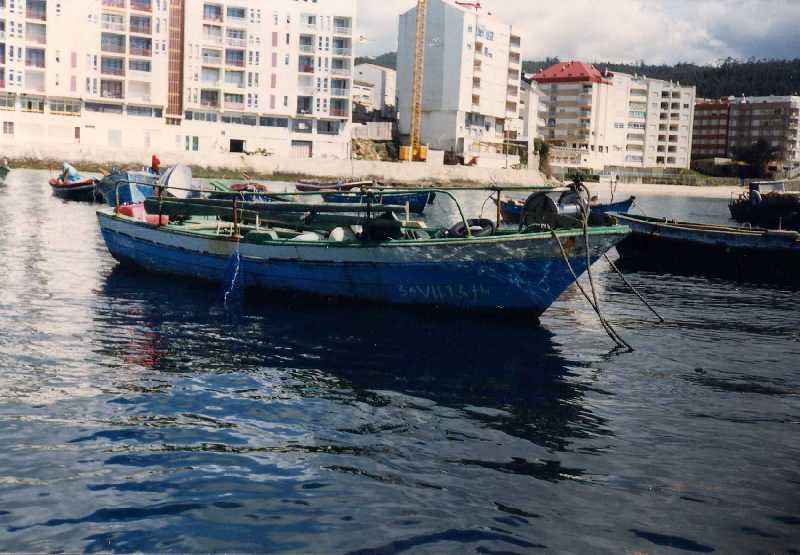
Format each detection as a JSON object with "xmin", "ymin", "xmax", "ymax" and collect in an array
[{"xmin": 3, "ymin": 143, "xmax": 546, "ymax": 186}]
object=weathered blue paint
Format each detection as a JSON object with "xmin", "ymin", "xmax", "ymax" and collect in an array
[
  {"xmin": 501, "ymin": 197, "xmax": 635, "ymax": 224},
  {"xmin": 98, "ymin": 212, "xmax": 627, "ymax": 315},
  {"xmin": 322, "ymin": 192, "xmax": 432, "ymax": 214},
  {"xmin": 95, "ymin": 173, "xmax": 158, "ymax": 207}
]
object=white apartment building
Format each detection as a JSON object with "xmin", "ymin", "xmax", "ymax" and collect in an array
[
  {"xmin": 354, "ymin": 62, "xmax": 395, "ymax": 118},
  {"xmin": 397, "ymin": 0, "xmax": 523, "ymax": 167},
  {"xmin": 0, "ymin": 0, "xmax": 356, "ymax": 159},
  {"xmin": 533, "ymin": 61, "xmax": 696, "ymax": 172}
]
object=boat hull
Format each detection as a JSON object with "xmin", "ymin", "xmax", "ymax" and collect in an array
[
  {"xmin": 501, "ymin": 196, "xmax": 635, "ymax": 224},
  {"xmin": 321, "ymin": 192, "xmax": 432, "ymax": 214},
  {"xmin": 49, "ymin": 179, "xmax": 99, "ymax": 202},
  {"xmin": 98, "ymin": 211, "xmax": 628, "ymax": 314},
  {"xmin": 616, "ymin": 215, "xmax": 800, "ymax": 284},
  {"xmin": 95, "ymin": 172, "xmax": 158, "ymax": 207}
]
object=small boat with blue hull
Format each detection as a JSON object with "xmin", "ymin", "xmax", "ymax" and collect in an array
[
  {"xmin": 321, "ymin": 191, "xmax": 434, "ymax": 215},
  {"xmin": 49, "ymin": 177, "xmax": 100, "ymax": 202},
  {"xmin": 96, "ymin": 189, "xmax": 629, "ymax": 315},
  {"xmin": 615, "ymin": 214, "xmax": 800, "ymax": 284},
  {"xmin": 501, "ymin": 195, "xmax": 635, "ymax": 225},
  {"xmin": 95, "ymin": 170, "xmax": 158, "ymax": 207}
]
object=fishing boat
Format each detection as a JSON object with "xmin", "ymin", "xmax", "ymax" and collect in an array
[
  {"xmin": 96, "ymin": 186, "xmax": 629, "ymax": 315},
  {"xmin": 49, "ymin": 177, "xmax": 99, "ymax": 202},
  {"xmin": 95, "ymin": 170, "xmax": 158, "ymax": 207},
  {"xmin": 728, "ymin": 181, "xmax": 799, "ymax": 231},
  {"xmin": 0, "ymin": 164, "xmax": 10, "ymax": 185},
  {"xmin": 296, "ymin": 179, "xmax": 375, "ymax": 192},
  {"xmin": 615, "ymin": 214, "xmax": 800, "ymax": 284},
  {"xmin": 321, "ymin": 191, "xmax": 435, "ymax": 215},
  {"xmin": 501, "ymin": 195, "xmax": 635, "ymax": 225}
]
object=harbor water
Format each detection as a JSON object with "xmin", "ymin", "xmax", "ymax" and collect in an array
[{"xmin": 0, "ymin": 170, "xmax": 798, "ymax": 553}]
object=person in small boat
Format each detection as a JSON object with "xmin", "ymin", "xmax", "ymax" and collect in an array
[
  {"xmin": 150, "ymin": 154, "xmax": 161, "ymax": 176},
  {"xmin": 60, "ymin": 162, "xmax": 81, "ymax": 184}
]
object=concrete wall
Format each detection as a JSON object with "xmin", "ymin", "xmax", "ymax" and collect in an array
[{"xmin": 2, "ymin": 141, "xmax": 545, "ymax": 185}]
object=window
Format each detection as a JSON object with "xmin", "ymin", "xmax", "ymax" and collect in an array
[
  {"xmin": 259, "ymin": 116, "xmax": 288, "ymax": 127},
  {"xmin": 3, "ymin": 122, "xmax": 14, "ymax": 135},
  {"xmin": 50, "ymin": 99, "xmax": 82, "ymax": 115}
]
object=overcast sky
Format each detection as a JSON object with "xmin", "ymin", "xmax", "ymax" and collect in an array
[{"xmin": 357, "ymin": 0, "xmax": 800, "ymax": 65}]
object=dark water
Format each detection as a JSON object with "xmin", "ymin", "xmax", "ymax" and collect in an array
[{"xmin": 1, "ymin": 170, "xmax": 798, "ymax": 554}]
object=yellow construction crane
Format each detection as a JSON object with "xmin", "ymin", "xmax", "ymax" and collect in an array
[{"xmin": 401, "ymin": 0, "xmax": 428, "ymax": 162}]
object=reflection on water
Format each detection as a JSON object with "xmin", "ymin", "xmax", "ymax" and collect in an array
[{"xmin": 0, "ymin": 170, "xmax": 798, "ymax": 554}]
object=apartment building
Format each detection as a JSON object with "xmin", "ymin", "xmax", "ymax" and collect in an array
[
  {"xmin": 692, "ymin": 98, "xmax": 731, "ymax": 160},
  {"xmin": 354, "ymin": 62, "xmax": 396, "ymax": 118},
  {"xmin": 728, "ymin": 96, "xmax": 800, "ymax": 172},
  {"xmin": 397, "ymin": 0, "xmax": 523, "ymax": 167},
  {"xmin": 0, "ymin": 0, "xmax": 356, "ymax": 159},
  {"xmin": 532, "ymin": 61, "xmax": 696, "ymax": 172}
]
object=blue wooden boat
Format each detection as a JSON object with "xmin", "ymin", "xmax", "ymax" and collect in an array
[
  {"xmin": 615, "ymin": 214, "xmax": 800, "ymax": 284},
  {"xmin": 96, "ymin": 189, "xmax": 629, "ymax": 315},
  {"xmin": 95, "ymin": 170, "xmax": 158, "ymax": 207},
  {"xmin": 49, "ymin": 177, "xmax": 100, "ymax": 202},
  {"xmin": 501, "ymin": 195, "xmax": 635, "ymax": 225},
  {"xmin": 321, "ymin": 191, "xmax": 434, "ymax": 215}
]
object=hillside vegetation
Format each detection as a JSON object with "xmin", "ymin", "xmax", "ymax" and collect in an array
[{"xmin": 356, "ymin": 53, "xmax": 800, "ymax": 99}]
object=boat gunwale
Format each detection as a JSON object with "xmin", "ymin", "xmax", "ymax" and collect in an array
[
  {"xmin": 97, "ymin": 207, "xmax": 630, "ymax": 249},
  {"xmin": 615, "ymin": 213, "xmax": 800, "ymax": 241}
]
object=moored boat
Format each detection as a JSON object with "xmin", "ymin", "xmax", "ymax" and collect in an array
[
  {"xmin": 501, "ymin": 195, "xmax": 635, "ymax": 225},
  {"xmin": 96, "ymin": 187, "xmax": 629, "ymax": 315},
  {"xmin": 615, "ymin": 214, "xmax": 800, "ymax": 284},
  {"xmin": 728, "ymin": 181, "xmax": 799, "ymax": 231},
  {"xmin": 49, "ymin": 177, "xmax": 99, "ymax": 202},
  {"xmin": 0, "ymin": 164, "xmax": 10, "ymax": 185},
  {"xmin": 296, "ymin": 179, "xmax": 375, "ymax": 192},
  {"xmin": 321, "ymin": 191, "xmax": 435, "ymax": 215}
]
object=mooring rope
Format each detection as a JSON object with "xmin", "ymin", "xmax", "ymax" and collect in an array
[
  {"xmin": 549, "ymin": 182, "xmax": 634, "ymax": 352},
  {"xmin": 603, "ymin": 253, "xmax": 665, "ymax": 323}
]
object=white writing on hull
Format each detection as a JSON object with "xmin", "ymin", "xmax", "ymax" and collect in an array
[{"xmin": 398, "ymin": 283, "xmax": 492, "ymax": 301}]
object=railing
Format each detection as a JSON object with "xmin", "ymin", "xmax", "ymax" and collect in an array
[
  {"xmin": 102, "ymin": 42, "xmax": 126, "ymax": 54},
  {"xmin": 130, "ymin": 0, "xmax": 152, "ymax": 12},
  {"xmin": 202, "ymin": 55, "xmax": 222, "ymax": 65},
  {"xmin": 224, "ymin": 101, "xmax": 245, "ymax": 110},
  {"xmin": 101, "ymin": 66, "xmax": 125, "ymax": 76},
  {"xmin": 331, "ymin": 67, "xmax": 350, "ymax": 76},
  {"xmin": 101, "ymin": 90, "xmax": 124, "ymax": 99},
  {"xmin": 226, "ymin": 59, "xmax": 245, "ymax": 68},
  {"xmin": 201, "ymin": 79, "xmax": 221, "ymax": 87},
  {"xmin": 330, "ymin": 108, "xmax": 349, "ymax": 117},
  {"xmin": 333, "ymin": 26, "xmax": 352, "ymax": 35},
  {"xmin": 298, "ymin": 64, "xmax": 314, "ymax": 74},
  {"xmin": 102, "ymin": 21, "xmax": 126, "ymax": 32},
  {"xmin": 102, "ymin": 0, "xmax": 126, "ymax": 7},
  {"xmin": 200, "ymin": 99, "xmax": 220, "ymax": 108},
  {"xmin": 130, "ymin": 23, "xmax": 152, "ymax": 34},
  {"xmin": 203, "ymin": 12, "xmax": 223, "ymax": 22},
  {"xmin": 333, "ymin": 48, "xmax": 351, "ymax": 56},
  {"xmin": 299, "ymin": 44, "xmax": 315, "ymax": 53},
  {"xmin": 203, "ymin": 34, "xmax": 223, "ymax": 45},
  {"xmin": 130, "ymin": 47, "xmax": 152, "ymax": 57},
  {"xmin": 26, "ymin": 8, "xmax": 46, "ymax": 20},
  {"xmin": 330, "ymin": 88, "xmax": 349, "ymax": 97},
  {"xmin": 226, "ymin": 37, "xmax": 247, "ymax": 48}
]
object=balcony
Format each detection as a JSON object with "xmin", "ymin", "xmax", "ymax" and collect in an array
[
  {"xmin": 26, "ymin": 8, "xmax": 46, "ymax": 21},
  {"xmin": 331, "ymin": 88, "xmax": 349, "ymax": 97},
  {"xmin": 102, "ymin": 33, "xmax": 126, "ymax": 54},
  {"xmin": 299, "ymin": 44, "xmax": 315, "ymax": 54},
  {"xmin": 226, "ymin": 7, "xmax": 246, "ymax": 24},
  {"xmin": 130, "ymin": 0, "xmax": 151, "ymax": 12},
  {"xmin": 298, "ymin": 63, "xmax": 314, "ymax": 74},
  {"xmin": 203, "ymin": 5, "xmax": 223, "ymax": 23},
  {"xmin": 331, "ymin": 66, "xmax": 350, "ymax": 76},
  {"xmin": 101, "ymin": 58, "xmax": 126, "ymax": 76},
  {"xmin": 100, "ymin": 81, "xmax": 125, "ymax": 100},
  {"xmin": 333, "ymin": 18, "xmax": 352, "ymax": 35},
  {"xmin": 130, "ymin": 46, "xmax": 152, "ymax": 57},
  {"xmin": 226, "ymin": 36, "xmax": 247, "ymax": 48},
  {"xmin": 200, "ymin": 92, "xmax": 220, "ymax": 108},
  {"xmin": 102, "ymin": 0, "xmax": 126, "ymax": 8},
  {"xmin": 224, "ymin": 100, "xmax": 245, "ymax": 111},
  {"xmin": 102, "ymin": 18, "xmax": 126, "ymax": 33},
  {"xmin": 510, "ymin": 35, "xmax": 521, "ymax": 49},
  {"xmin": 129, "ymin": 16, "xmax": 152, "ymax": 34},
  {"xmin": 225, "ymin": 53, "xmax": 245, "ymax": 68},
  {"xmin": 202, "ymin": 52, "xmax": 223, "ymax": 65},
  {"xmin": 333, "ymin": 47, "xmax": 351, "ymax": 57},
  {"xmin": 330, "ymin": 108, "xmax": 349, "ymax": 117}
]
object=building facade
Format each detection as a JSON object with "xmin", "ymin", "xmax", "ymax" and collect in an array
[
  {"xmin": 532, "ymin": 61, "xmax": 696, "ymax": 172},
  {"xmin": 354, "ymin": 62, "xmax": 396, "ymax": 119},
  {"xmin": 397, "ymin": 0, "xmax": 523, "ymax": 167},
  {"xmin": 728, "ymin": 96, "xmax": 800, "ymax": 173},
  {"xmin": 0, "ymin": 0, "xmax": 356, "ymax": 159},
  {"xmin": 692, "ymin": 98, "xmax": 731, "ymax": 160}
]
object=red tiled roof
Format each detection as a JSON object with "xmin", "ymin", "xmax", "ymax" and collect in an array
[{"xmin": 531, "ymin": 61, "xmax": 609, "ymax": 84}]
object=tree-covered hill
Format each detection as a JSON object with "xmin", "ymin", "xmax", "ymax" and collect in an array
[{"xmin": 356, "ymin": 52, "xmax": 800, "ymax": 98}]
